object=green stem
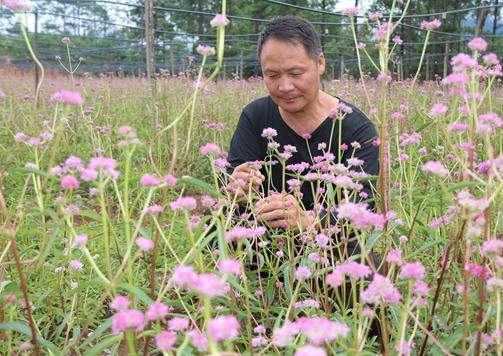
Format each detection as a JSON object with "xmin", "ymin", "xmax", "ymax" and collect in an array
[
  {"xmin": 410, "ymin": 31, "xmax": 431, "ymax": 93},
  {"xmin": 18, "ymin": 14, "xmax": 45, "ymax": 106}
]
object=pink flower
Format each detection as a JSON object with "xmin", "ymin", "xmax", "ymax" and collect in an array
[
  {"xmin": 188, "ymin": 330, "xmax": 208, "ymax": 351},
  {"xmin": 14, "ymin": 132, "xmax": 27, "ymax": 142},
  {"xmin": 73, "ymin": 233, "xmax": 88, "ymax": 247},
  {"xmin": 368, "ymin": 12, "xmax": 382, "ymax": 21},
  {"xmin": 386, "ymin": 249, "xmax": 403, "ymax": 265},
  {"xmin": 337, "ymin": 261, "xmax": 372, "ymax": 280},
  {"xmin": 88, "ymin": 157, "xmax": 119, "ymax": 178},
  {"xmin": 326, "ymin": 269, "xmax": 344, "ymax": 288},
  {"xmin": 294, "ymin": 345, "xmax": 327, "ymax": 356},
  {"xmin": 392, "ymin": 35, "xmax": 403, "ymax": 45},
  {"xmin": 272, "ymin": 322, "xmax": 299, "ymax": 347},
  {"xmin": 140, "ymin": 174, "xmax": 160, "ymax": 187},
  {"xmin": 69, "ymin": 260, "xmax": 83, "ymax": 271},
  {"xmin": 155, "ymin": 331, "xmax": 177, "ymax": 351},
  {"xmin": 2, "ymin": 0, "xmax": 31, "ymax": 11},
  {"xmin": 483, "ymin": 53, "xmax": 500, "ymax": 65},
  {"xmin": 135, "ymin": 236, "xmax": 154, "ymax": 251},
  {"xmin": 398, "ymin": 262, "xmax": 426, "ymax": 280},
  {"xmin": 207, "ymin": 315, "xmax": 240, "ymax": 341},
  {"xmin": 361, "ymin": 274, "xmax": 402, "ymax": 305},
  {"xmin": 297, "ymin": 317, "xmax": 349, "ymax": 345},
  {"xmin": 420, "ymin": 19, "xmax": 441, "ymax": 31},
  {"xmin": 145, "ymin": 204, "xmax": 163, "ymax": 215},
  {"xmin": 110, "ymin": 295, "xmax": 131, "ymax": 311},
  {"xmin": 118, "ymin": 125, "xmax": 134, "ymax": 136},
  {"xmin": 52, "ymin": 90, "xmax": 84, "ymax": 105},
  {"xmin": 199, "ymin": 142, "xmax": 223, "ymax": 156},
  {"xmin": 164, "ymin": 174, "xmax": 177, "ymax": 186},
  {"xmin": 217, "ymin": 258, "xmax": 242, "ymax": 276},
  {"xmin": 146, "ymin": 301, "xmax": 170, "ymax": 321},
  {"xmin": 80, "ymin": 169, "xmax": 98, "ymax": 182},
  {"xmin": 399, "ymin": 132, "xmax": 421, "ymax": 146},
  {"xmin": 61, "ymin": 175, "xmax": 79, "ymax": 190},
  {"xmin": 196, "ymin": 45, "xmax": 216, "ymax": 56},
  {"xmin": 168, "ymin": 317, "xmax": 189, "ymax": 331},
  {"xmin": 295, "ymin": 266, "xmax": 311, "ymax": 280},
  {"xmin": 172, "ymin": 265, "xmax": 197, "ymax": 289},
  {"xmin": 315, "ymin": 233, "xmax": 329, "ymax": 249},
  {"xmin": 487, "ymin": 277, "xmax": 503, "ymax": 292},
  {"xmin": 191, "ymin": 273, "xmax": 227, "ymax": 298},
  {"xmin": 169, "ymin": 197, "xmax": 197, "ymax": 211},
  {"xmin": 210, "ymin": 13, "xmax": 230, "ymax": 27},
  {"xmin": 421, "ymin": 161, "xmax": 448, "ymax": 177},
  {"xmin": 251, "ymin": 336, "xmax": 267, "ymax": 347},
  {"xmin": 224, "ymin": 226, "xmax": 266, "ymax": 242},
  {"xmin": 429, "ymin": 103, "xmax": 448, "ymax": 116},
  {"xmin": 295, "ymin": 299, "xmax": 320, "ymax": 309},
  {"xmin": 466, "ymin": 263, "xmax": 491, "ymax": 280},
  {"xmin": 19, "ymin": 341, "xmax": 32, "ymax": 351},
  {"xmin": 112, "ymin": 309, "xmax": 145, "ymax": 334},
  {"xmin": 335, "ymin": 202, "xmax": 385, "ymax": 230},
  {"xmin": 468, "ymin": 37, "xmax": 488, "ymax": 52},
  {"xmin": 341, "ymin": 7, "xmax": 361, "ymax": 16},
  {"xmin": 261, "ymin": 127, "xmax": 278, "ymax": 138},
  {"xmin": 412, "ymin": 280, "xmax": 430, "ymax": 296},
  {"xmin": 254, "ymin": 325, "xmax": 266, "ymax": 334},
  {"xmin": 64, "ymin": 156, "xmax": 84, "ymax": 171},
  {"xmin": 200, "ymin": 143, "xmax": 223, "ymax": 156},
  {"xmin": 481, "ymin": 239, "xmax": 503, "ymax": 256},
  {"xmin": 395, "ymin": 340, "xmax": 413, "ymax": 356}
]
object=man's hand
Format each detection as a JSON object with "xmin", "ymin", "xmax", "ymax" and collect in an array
[
  {"xmin": 255, "ymin": 193, "xmax": 315, "ymax": 231},
  {"xmin": 227, "ymin": 163, "xmax": 265, "ymax": 202}
]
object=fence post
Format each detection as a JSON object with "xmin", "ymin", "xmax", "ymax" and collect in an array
[
  {"xmin": 170, "ymin": 48, "xmax": 175, "ymax": 75},
  {"xmin": 239, "ymin": 49, "xmax": 244, "ymax": 79},
  {"xmin": 340, "ymin": 55, "xmax": 345, "ymax": 79},
  {"xmin": 443, "ymin": 42, "xmax": 449, "ymax": 79},
  {"xmin": 34, "ymin": 11, "xmax": 39, "ymax": 92},
  {"xmin": 145, "ymin": 0, "xmax": 155, "ymax": 82}
]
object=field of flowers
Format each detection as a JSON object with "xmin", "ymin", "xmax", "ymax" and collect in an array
[{"xmin": 1, "ymin": 1, "xmax": 503, "ymax": 356}]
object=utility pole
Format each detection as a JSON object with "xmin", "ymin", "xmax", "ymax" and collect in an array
[
  {"xmin": 493, "ymin": 0, "xmax": 500, "ymax": 36},
  {"xmin": 475, "ymin": 0, "xmax": 490, "ymax": 37},
  {"xmin": 145, "ymin": 0, "xmax": 155, "ymax": 82}
]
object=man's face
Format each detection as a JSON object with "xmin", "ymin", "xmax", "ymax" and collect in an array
[{"xmin": 260, "ymin": 37, "xmax": 325, "ymax": 115}]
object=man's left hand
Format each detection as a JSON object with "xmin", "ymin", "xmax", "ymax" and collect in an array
[{"xmin": 254, "ymin": 193, "xmax": 315, "ymax": 232}]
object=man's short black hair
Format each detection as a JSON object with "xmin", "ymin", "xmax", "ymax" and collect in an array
[{"xmin": 257, "ymin": 15, "xmax": 322, "ymax": 61}]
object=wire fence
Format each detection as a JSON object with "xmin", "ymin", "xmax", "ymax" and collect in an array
[{"xmin": 1, "ymin": 0, "xmax": 503, "ymax": 79}]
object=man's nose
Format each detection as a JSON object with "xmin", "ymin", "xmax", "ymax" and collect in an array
[{"xmin": 278, "ymin": 78, "xmax": 294, "ymax": 92}]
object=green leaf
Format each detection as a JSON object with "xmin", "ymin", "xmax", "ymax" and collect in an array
[
  {"xmin": 444, "ymin": 180, "xmax": 481, "ymax": 192},
  {"xmin": 0, "ymin": 322, "xmax": 60, "ymax": 354},
  {"xmin": 75, "ymin": 209, "xmax": 102, "ymax": 222},
  {"xmin": 80, "ymin": 318, "xmax": 113, "ymax": 348},
  {"xmin": 116, "ymin": 283, "xmax": 153, "ymax": 305},
  {"xmin": 177, "ymin": 176, "xmax": 219, "ymax": 197},
  {"xmin": 11, "ymin": 166, "xmax": 53, "ymax": 178},
  {"xmin": 83, "ymin": 334, "xmax": 123, "ymax": 356}
]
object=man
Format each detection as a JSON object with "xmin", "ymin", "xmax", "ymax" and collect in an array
[{"xmin": 227, "ymin": 15, "xmax": 378, "ymax": 233}]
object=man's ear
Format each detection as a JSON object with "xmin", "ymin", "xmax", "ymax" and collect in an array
[{"xmin": 318, "ymin": 52, "xmax": 326, "ymax": 75}]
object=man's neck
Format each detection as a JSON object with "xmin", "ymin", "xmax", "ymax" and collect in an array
[{"xmin": 279, "ymin": 91, "xmax": 339, "ymax": 134}]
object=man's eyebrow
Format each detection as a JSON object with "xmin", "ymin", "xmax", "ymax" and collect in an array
[{"xmin": 263, "ymin": 66, "xmax": 306, "ymax": 72}]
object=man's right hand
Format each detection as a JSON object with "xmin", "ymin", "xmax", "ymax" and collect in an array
[{"xmin": 227, "ymin": 163, "xmax": 265, "ymax": 202}]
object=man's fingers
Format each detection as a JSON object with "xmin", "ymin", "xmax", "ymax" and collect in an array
[
  {"xmin": 257, "ymin": 208, "xmax": 286, "ymax": 222},
  {"xmin": 255, "ymin": 200, "xmax": 284, "ymax": 214},
  {"xmin": 267, "ymin": 219, "xmax": 289, "ymax": 229}
]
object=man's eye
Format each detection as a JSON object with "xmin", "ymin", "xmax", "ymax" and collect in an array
[
  {"xmin": 267, "ymin": 74, "xmax": 278, "ymax": 79},
  {"xmin": 291, "ymin": 72, "xmax": 303, "ymax": 76}
]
